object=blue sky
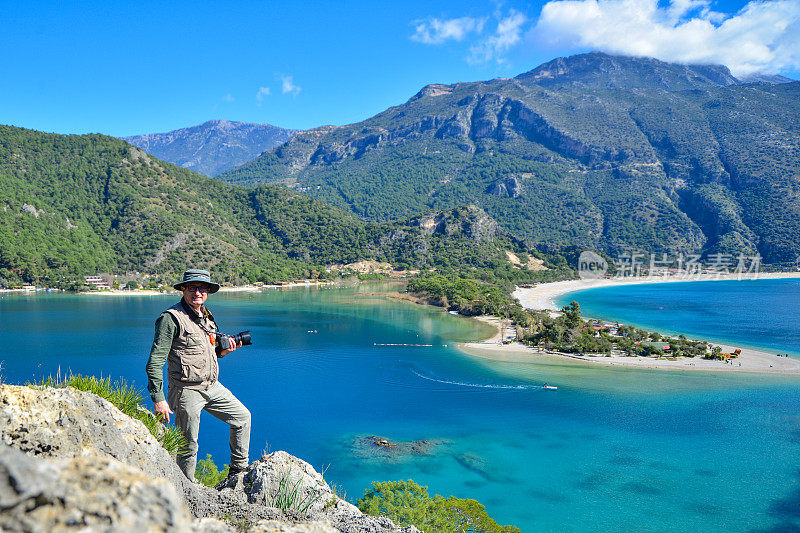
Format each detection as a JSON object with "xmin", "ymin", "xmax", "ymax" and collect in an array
[{"xmin": 0, "ymin": 0, "xmax": 797, "ymax": 137}]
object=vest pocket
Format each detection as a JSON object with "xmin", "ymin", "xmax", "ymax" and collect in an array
[
  {"xmin": 181, "ymin": 333, "xmax": 209, "ymax": 381},
  {"xmin": 185, "ymin": 332, "xmax": 205, "ymax": 352},
  {"xmin": 180, "ymin": 353, "xmax": 208, "ymax": 382}
]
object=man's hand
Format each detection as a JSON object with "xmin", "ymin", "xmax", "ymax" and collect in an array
[
  {"xmin": 154, "ymin": 400, "xmax": 173, "ymax": 424},
  {"xmin": 221, "ymin": 337, "xmax": 242, "ymax": 357}
]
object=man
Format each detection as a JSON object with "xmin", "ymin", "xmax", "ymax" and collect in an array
[{"xmin": 145, "ymin": 269, "xmax": 251, "ymax": 482}]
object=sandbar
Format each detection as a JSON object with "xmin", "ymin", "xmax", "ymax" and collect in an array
[{"xmin": 459, "ymin": 273, "xmax": 800, "ymax": 374}]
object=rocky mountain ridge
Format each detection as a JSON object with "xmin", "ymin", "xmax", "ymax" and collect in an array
[
  {"xmin": 219, "ymin": 52, "xmax": 800, "ymax": 264},
  {"xmin": 0, "ymin": 384, "xmax": 418, "ymax": 532},
  {"xmin": 124, "ymin": 119, "xmax": 299, "ymax": 176}
]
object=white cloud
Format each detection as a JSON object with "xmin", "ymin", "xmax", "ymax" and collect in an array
[
  {"xmin": 468, "ymin": 10, "xmax": 528, "ymax": 64},
  {"xmin": 663, "ymin": 0, "xmax": 722, "ymax": 25},
  {"xmin": 411, "ymin": 16, "xmax": 485, "ymax": 44},
  {"xmin": 532, "ymin": 0, "xmax": 800, "ymax": 76},
  {"xmin": 255, "ymin": 87, "xmax": 271, "ymax": 106},
  {"xmin": 223, "ymin": 93, "xmax": 235, "ymax": 102},
  {"xmin": 280, "ymin": 75, "xmax": 301, "ymax": 96}
]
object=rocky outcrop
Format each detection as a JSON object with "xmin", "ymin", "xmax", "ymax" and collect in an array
[
  {"xmin": 0, "ymin": 384, "xmax": 212, "ymax": 516},
  {"xmin": 310, "ymin": 129, "xmax": 388, "ymax": 164},
  {"xmin": 327, "ymin": 261, "xmax": 393, "ymax": 274},
  {"xmin": 219, "ymin": 451, "xmax": 417, "ymax": 533},
  {"xmin": 409, "ymin": 84, "xmax": 453, "ymax": 101},
  {"xmin": 487, "ymin": 176, "xmax": 523, "ymax": 198},
  {"xmin": 0, "ymin": 446, "xmax": 228, "ymax": 532},
  {"xmin": 412, "ymin": 205, "xmax": 503, "ymax": 243},
  {"xmin": 0, "ymin": 385, "xmax": 417, "ymax": 533}
]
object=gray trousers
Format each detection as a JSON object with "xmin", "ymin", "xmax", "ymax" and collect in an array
[{"xmin": 168, "ymin": 380, "xmax": 251, "ymax": 481}]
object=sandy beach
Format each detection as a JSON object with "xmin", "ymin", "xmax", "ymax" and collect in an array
[
  {"xmin": 79, "ymin": 289, "xmax": 164, "ymax": 296},
  {"xmin": 461, "ymin": 328, "xmax": 800, "ymax": 373},
  {"xmin": 220, "ymin": 280, "xmax": 335, "ymax": 292},
  {"xmin": 459, "ymin": 273, "xmax": 800, "ymax": 374}
]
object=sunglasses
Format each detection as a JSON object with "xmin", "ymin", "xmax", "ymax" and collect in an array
[{"xmin": 184, "ymin": 285, "xmax": 209, "ymax": 293}]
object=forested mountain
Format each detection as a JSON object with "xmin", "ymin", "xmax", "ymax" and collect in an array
[
  {"xmin": 220, "ymin": 52, "xmax": 800, "ymax": 264},
  {"xmin": 0, "ymin": 126, "xmax": 559, "ymax": 287},
  {"xmin": 124, "ymin": 120, "xmax": 298, "ymax": 177}
]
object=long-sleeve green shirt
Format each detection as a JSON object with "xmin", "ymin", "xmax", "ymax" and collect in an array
[{"xmin": 145, "ymin": 313, "xmax": 179, "ymax": 403}]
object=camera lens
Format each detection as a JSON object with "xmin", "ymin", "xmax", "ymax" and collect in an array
[{"xmin": 233, "ymin": 331, "xmax": 252, "ymax": 346}]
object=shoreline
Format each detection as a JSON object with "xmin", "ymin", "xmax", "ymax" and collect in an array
[
  {"xmin": 74, "ymin": 280, "xmax": 335, "ymax": 296},
  {"xmin": 459, "ymin": 315, "xmax": 800, "ymax": 374},
  {"xmin": 0, "ymin": 279, "xmax": 338, "ymax": 297},
  {"xmin": 458, "ymin": 273, "xmax": 800, "ymax": 375}
]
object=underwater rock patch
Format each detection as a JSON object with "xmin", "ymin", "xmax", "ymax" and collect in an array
[
  {"xmin": 454, "ymin": 452, "xmax": 490, "ymax": 479},
  {"xmin": 352, "ymin": 435, "xmax": 447, "ymax": 462}
]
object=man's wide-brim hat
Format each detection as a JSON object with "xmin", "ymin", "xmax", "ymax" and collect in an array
[{"xmin": 173, "ymin": 269, "xmax": 220, "ymax": 293}]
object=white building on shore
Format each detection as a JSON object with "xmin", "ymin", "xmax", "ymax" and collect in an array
[{"xmin": 84, "ymin": 276, "xmax": 111, "ymax": 290}]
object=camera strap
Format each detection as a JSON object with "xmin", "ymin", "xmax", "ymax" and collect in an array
[
  {"xmin": 196, "ymin": 320, "xmax": 218, "ymax": 346},
  {"xmin": 181, "ymin": 300, "xmax": 217, "ymax": 345}
]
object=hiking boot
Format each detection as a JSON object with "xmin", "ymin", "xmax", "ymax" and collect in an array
[{"xmin": 227, "ymin": 465, "xmax": 246, "ymax": 478}]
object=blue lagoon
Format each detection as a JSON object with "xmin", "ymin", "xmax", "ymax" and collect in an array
[{"xmin": 2, "ymin": 283, "xmax": 800, "ymax": 532}]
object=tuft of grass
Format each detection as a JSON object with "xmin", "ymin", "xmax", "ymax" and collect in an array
[
  {"xmin": 219, "ymin": 514, "xmax": 252, "ymax": 532},
  {"xmin": 265, "ymin": 468, "xmax": 323, "ymax": 515},
  {"xmin": 327, "ymin": 482, "xmax": 347, "ymax": 505},
  {"xmin": 322, "ymin": 496, "xmax": 338, "ymax": 512},
  {"xmin": 29, "ymin": 373, "xmax": 187, "ymax": 456},
  {"xmin": 260, "ymin": 442, "xmax": 272, "ymax": 460},
  {"xmin": 319, "ymin": 463, "xmax": 347, "ymax": 504}
]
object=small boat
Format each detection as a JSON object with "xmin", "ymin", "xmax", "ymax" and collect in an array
[
  {"xmin": 542, "ymin": 384, "xmax": 558, "ymax": 390},
  {"xmin": 448, "ymin": 310, "xmax": 459, "ymax": 315}
]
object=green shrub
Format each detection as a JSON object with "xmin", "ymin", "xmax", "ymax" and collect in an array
[
  {"xmin": 196, "ymin": 454, "xmax": 230, "ymax": 487},
  {"xmin": 357, "ymin": 479, "xmax": 520, "ymax": 533},
  {"xmin": 358, "ymin": 272, "xmax": 388, "ymax": 281}
]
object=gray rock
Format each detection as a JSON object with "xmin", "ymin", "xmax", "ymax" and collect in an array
[
  {"xmin": 0, "ymin": 445, "xmax": 229, "ymax": 532},
  {"xmin": 0, "ymin": 384, "xmax": 215, "ymax": 518},
  {"xmin": 251, "ymin": 520, "xmax": 338, "ymax": 532},
  {"xmin": 219, "ymin": 451, "xmax": 420, "ymax": 533},
  {"xmin": 0, "ymin": 385, "xmax": 417, "ymax": 532}
]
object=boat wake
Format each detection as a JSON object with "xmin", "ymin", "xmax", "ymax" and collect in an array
[{"xmin": 411, "ymin": 369, "xmax": 540, "ymax": 390}]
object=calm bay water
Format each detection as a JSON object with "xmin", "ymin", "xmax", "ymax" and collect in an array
[
  {"xmin": 2, "ymin": 283, "xmax": 800, "ymax": 532},
  {"xmin": 556, "ymin": 277, "xmax": 800, "ymax": 357}
]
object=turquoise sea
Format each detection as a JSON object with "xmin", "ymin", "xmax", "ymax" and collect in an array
[
  {"xmin": 555, "ymin": 277, "xmax": 800, "ymax": 357},
  {"xmin": 2, "ymin": 281, "xmax": 800, "ymax": 532}
]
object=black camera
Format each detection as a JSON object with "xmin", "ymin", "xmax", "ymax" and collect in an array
[{"xmin": 219, "ymin": 331, "xmax": 252, "ymax": 351}]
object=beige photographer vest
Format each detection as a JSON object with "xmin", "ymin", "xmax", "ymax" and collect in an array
[{"xmin": 164, "ymin": 302, "xmax": 219, "ymax": 390}]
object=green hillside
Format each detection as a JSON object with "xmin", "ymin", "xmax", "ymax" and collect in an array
[
  {"xmin": 220, "ymin": 53, "xmax": 800, "ymax": 264},
  {"xmin": 0, "ymin": 126, "xmax": 562, "ymax": 288}
]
